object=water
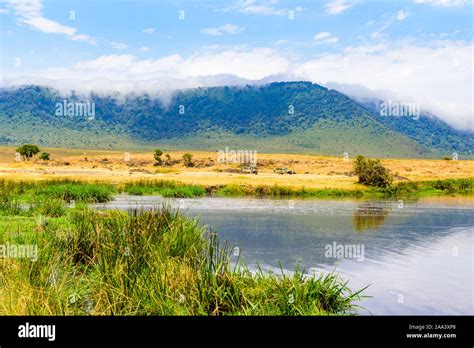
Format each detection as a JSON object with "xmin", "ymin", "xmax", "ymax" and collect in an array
[{"xmin": 93, "ymin": 195, "xmax": 474, "ymax": 315}]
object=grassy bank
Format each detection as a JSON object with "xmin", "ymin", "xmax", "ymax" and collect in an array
[
  {"xmin": 2, "ymin": 178, "xmax": 473, "ymax": 206},
  {"xmin": 121, "ymin": 178, "xmax": 474, "ymax": 199},
  {"xmin": 0, "ymin": 179, "xmax": 115, "ymax": 217},
  {"xmin": 378, "ymin": 178, "xmax": 474, "ymax": 197},
  {"xmin": 123, "ymin": 179, "xmax": 367, "ymax": 198},
  {"xmin": 0, "ymin": 180, "xmax": 365, "ymax": 315}
]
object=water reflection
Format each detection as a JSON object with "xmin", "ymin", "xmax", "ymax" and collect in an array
[{"xmin": 352, "ymin": 204, "xmax": 389, "ymax": 231}]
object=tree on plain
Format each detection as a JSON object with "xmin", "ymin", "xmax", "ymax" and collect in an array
[{"xmin": 16, "ymin": 144, "xmax": 40, "ymax": 161}]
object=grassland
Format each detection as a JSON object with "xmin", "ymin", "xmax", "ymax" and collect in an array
[
  {"xmin": 0, "ymin": 146, "xmax": 473, "ymax": 198},
  {"xmin": 0, "ymin": 179, "xmax": 366, "ymax": 315}
]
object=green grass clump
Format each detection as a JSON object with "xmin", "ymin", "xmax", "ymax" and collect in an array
[
  {"xmin": 0, "ymin": 180, "xmax": 24, "ymax": 215},
  {"xmin": 34, "ymin": 180, "xmax": 116, "ymax": 203},
  {"xmin": 0, "ymin": 190, "xmax": 22, "ymax": 215},
  {"xmin": 429, "ymin": 178, "xmax": 473, "ymax": 193},
  {"xmin": 380, "ymin": 178, "xmax": 474, "ymax": 197},
  {"xmin": 29, "ymin": 198, "xmax": 66, "ymax": 217},
  {"xmin": 0, "ymin": 207, "xmax": 365, "ymax": 315},
  {"xmin": 124, "ymin": 185, "xmax": 152, "ymax": 196},
  {"xmin": 124, "ymin": 180, "xmax": 205, "ymax": 198},
  {"xmin": 0, "ymin": 179, "xmax": 115, "ymax": 217},
  {"xmin": 217, "ymin": 184, "xmax": 246, "ymax": 196},
  {"xmin": 159, "ymin": 186, "xmax": 205, "ymax": 198},
  {"xmin": 124, "ymin": 179, "xmax": 181, "ymax": 190}
]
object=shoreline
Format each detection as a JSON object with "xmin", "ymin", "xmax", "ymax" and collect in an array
[{"xmin": 2, "ymin": 177, "xmax": 473, "ymax": 200}]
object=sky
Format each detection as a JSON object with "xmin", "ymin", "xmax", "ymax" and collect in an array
[{"xmin": 0, "ymin": 0, "xmax": 473, "ymax": 130}]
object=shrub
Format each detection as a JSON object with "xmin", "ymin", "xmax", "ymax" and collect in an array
[
  {"xmin": 182, "ymin": 153, "xmax": 193, "ymax": 167},
  {"xmin": 39, "ymin": 152, "xmax": 50, "ymax": 161},
  {"xmin": 353, "ymin": 156, "xmax": 393, "ymax": 188}
]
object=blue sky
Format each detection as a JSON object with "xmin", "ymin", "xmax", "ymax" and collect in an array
[
  {"xmin": 1, "ymin": 0, "xmax": 473, "ymax": 129},
  {"xmin": 1, "ymin": 0, "xmax": 472, "ymax": 70}
]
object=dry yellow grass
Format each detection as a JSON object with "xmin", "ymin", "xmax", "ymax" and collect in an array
[{"xmin": 0, "ymin": 146, "xmax": 472, "ymax": 189}]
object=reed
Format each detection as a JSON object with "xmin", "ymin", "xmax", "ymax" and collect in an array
[{"xmin": 0, "ymin": 206, "xmax": 365, "ymax": 315}]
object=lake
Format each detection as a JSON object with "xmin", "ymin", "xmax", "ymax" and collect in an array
[{"xmin": 93, "ymin": 195, "xmax": 474, "ymax": 315}]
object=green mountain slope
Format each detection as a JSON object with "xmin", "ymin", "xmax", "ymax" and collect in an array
[{"xmin": 0, "ymin": 82, "xmax": 472, "ymax": 158}]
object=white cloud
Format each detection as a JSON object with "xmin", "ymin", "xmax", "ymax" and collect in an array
[
  {"xmin": 439, "ymin": 30, "xmax": 461, "ymax": 38},
  {"xmin": 224, "ymin": 0, "xmax": 288, "ymax": 16},
  {"xmin": 344, "ymin": 44, "xmax": 387, "ymax": 54},
  {"xmin": 0, "ymin": 8, "xmax": 9, "ymax": 14},
  {"xmin": 201, "ymin": 24, "xmax": 244, "ymax": 36},
  {"xmin": 20, "ymin": 15, "xmax": 75, "ymax": 35},
  {"xmin": 314, "ymin": 32, "xmax": 339, "ymax": 44},
  {"xmin": 70, "ymin": 34, "xmax": 96, "ymax": 44},
  {"xmin": 143, "ymin": 28, "xmax": 155, "ymax": 34},
  {"xmin": 314, "ymin": 32, "xmax": 331, "ymax": 40},
  {"xmin": 111, "ymin": 42, "xmax": 128, "ymax": 50},
  {"xmin": 5, "ymin": 0, "xmax": 96, "ymax": 44},
  {"xmin": 29, "ymin": 48, "xmax": 289, "ymax": 82},
  {"xmin": 324, "ymin": 0, "xmax": 357, "ymax": 15},
  {"xmin": 275, "ymin": 39, "xmax": 288, "ymax": 45},
  {"xmin": 139, "ymin": 46, "xmax": 150, "ymax": 52},
  {"xmin": 296, "ymin": 40, "xmax": 473, "ymax": 130},
  {"xmin": 2, "ymin": 48, "xmax": 290, "ymax": 105},
  {"xmin": 414, "ymin": 0, "xmax": 473, "ymax": 6}
]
